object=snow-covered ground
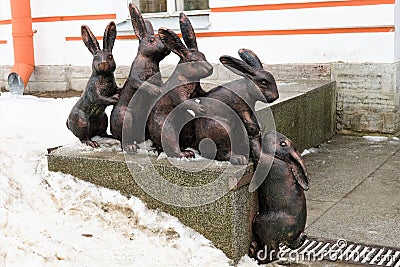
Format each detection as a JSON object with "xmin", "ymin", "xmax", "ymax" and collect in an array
[{"xmin": 0, "ymin": 93, "xmax": 258, "ymax": 266}]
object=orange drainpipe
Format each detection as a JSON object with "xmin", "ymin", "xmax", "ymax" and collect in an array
[{"xmin": 8, "ymin": 0, "xmax": 35, "ymax": 90}]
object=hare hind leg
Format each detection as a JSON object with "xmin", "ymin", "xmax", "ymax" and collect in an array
[
  {"xmin": 94, "ymin": 112, "xmax": 111, "ymax": 138},
  {"xmin": 67, "ymin": 109, "xmax": 99, "ymax": 147},
  {"xmin": 110, "ymin": 105, "xmax": 125, "ymax": 141},
  {"xmin": 160, "ymin": 118, "xmax": 194, "ymax": 158},
  {"xmin": 284, "ymin": 232, "xmax": 307, "ymax": 250}
]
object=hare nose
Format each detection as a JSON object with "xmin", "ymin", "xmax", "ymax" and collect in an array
[
  {"xmin": 98, "ymin": 62, "xmax": 109, "ymax": 72},
  {"xmin": 273, "ymin": 90, "xmax": 279, "ymax": 100}
]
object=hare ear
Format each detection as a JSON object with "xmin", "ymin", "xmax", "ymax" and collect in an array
[
  {"xmin": 129, "ymin": 3, "xmax": 148, "ymax": 40},
  {"xmin": 179, "ymin": 12, "xmax": 198, "ymax": 51},
  {"xmin": 158, "ymin": 27, "xmax": 188, "ymax": 59},
  {"xmin": 238, "ymin": 48, "xmax": 263, "ymax": 70},
  {"xmin": 103, "ymin": 21, "xmax": 117, "ymax": 52},
  {"xmin": 144, "ymin": 19, "xmax": 154, "ymax": 35},
  {"xmin": 81, "ymin": 25, "xmax": 100, "ymax": 55},
  {"xmin": 220, "ymin": 55, "xmax": 257, "ymax": 78},
  {"xmin": 288, "ymin": 147, "xmax": 309, "ymax": 190},
  {"xmin": 290, "ymin": 163, "xmax": 309, "ymax": 191}
]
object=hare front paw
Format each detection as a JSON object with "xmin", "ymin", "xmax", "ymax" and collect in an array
[
  {"xmin": 110, "ymin": 94, "xmax": 120, "ymax": 104},
  {"xmin": 83, "ymin": 140, "xmax": 100, "ymax": 148},
  {"xmin": 123, "ymin": 143, "xmax": 139, "ymax": 154},
  {"xmin": 179, "ymin": 150, "xmax": 195, "ymax": 159},
  {"xmin": 230, "ymin": 154, "xmax": 248, "ymax": 165}
]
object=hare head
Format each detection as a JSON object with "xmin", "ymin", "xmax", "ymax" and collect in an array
[
  {"xmin": 81, "ymin": 22, "xmax": 116, "ymax": 75},
  {"xmin": 262, "ymin": 131, "xmax": 308, "ymax": 190},
  {"xmin": 129, "ymin": 3, "xmax": 170, "ymax": 61},
  {"xmin": 158, "ymin": 13, "xmax": 213, "ymax": 80},
  {"xmin": 220, "ymin": 49, "xmax": 279, "ymax": 103}
]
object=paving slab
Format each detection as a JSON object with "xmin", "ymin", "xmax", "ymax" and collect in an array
[
  {"xmin": 303, "ymin": 135, "xmax": 400, "ymax": 250},
  {"xmin": 306, "ymin": 201, "xmax": 400, "ymax": 248},
  {"xmin": 306, "ymin": 200, "xmax": 337, "ymax": 227},
  {"xmin": 304, "ymin": 153, "xmax": 388, "ymax": 202}
]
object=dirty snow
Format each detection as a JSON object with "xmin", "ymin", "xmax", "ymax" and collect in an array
[
  {"xmin": 363, "ymin": 136, "xmax": 389, "ymax": 142},
  {"xmin": 301, "ymin": 147, "xmax": 318, "ymax": 156},
  {"xmin": 0, "ymin": 93, "xmax": 258, "ymax": 266}
]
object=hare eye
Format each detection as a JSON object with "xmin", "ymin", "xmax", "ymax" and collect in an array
[
  {"xmin": 280, "ymin": 141, "xmax": 287, "ymax": 147},
  {"xmin": 261, "ymin": 80, "xmax": 268, "ymax": 86},
  {"xmin": 149, "ymin": 37, "xmax": 155, "ymax": 43},
  {"xmin": 108, "ymin": 55, "xmax": 113, "ymax": 60}
]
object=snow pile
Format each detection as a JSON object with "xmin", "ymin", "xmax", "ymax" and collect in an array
[{"xmin": 0, "ymin": 93, "xmax": 257, "ymax": 266}]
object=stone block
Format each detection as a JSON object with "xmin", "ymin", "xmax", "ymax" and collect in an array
[
  {"xmin": 69, "ymin": 78, "xmax": 87, "ymax": 92},
  {"xmin": 47, "ymin": 148, "xmax": 256, "ymax": 263},
  {"xmin": 332, "ymin": 62, "xmax": 400, "ymax": 134},
  {"xmin": 215, "ymin": 63, "xmax": 241, "ymax": 81},
  {"xmin": 0, "ymin": 65, "xmax": 12, "ymax": 82},
  {"xmin": 30, "ymin": 66, "xmax": 68, "ymax": 82},
  {"xmin": 205, "ymin": 63, "xmax": 220, "ymax": 81},
  {"xmin": 200, "ymin": 81, "xmax": 219, "ymax": 91},
  {"xmin": 396, "ymin": 62, "xmax": 400, "ymax": 93},
  {"xmin": 264, "ymin": 82, "xmax": 336, "ymax": 152},
  {"xmin": 332, "ymin": 62, "xmax": 396, "ymax": 94},
  {"xmin": 264, "ymin": 64, "xmax": 331, "ymax": 81},
  {"xmin": 115, "ymin": 78, "xmax": 125, "ymax": 88},
  {"xmin": 114, "ymin": 65, "xmax": 130, "ymax": 80},
  {"xmin": 68, "ymin": 65, "xmax": 92, "ymax": 78},
  {"xmin": 0, "ymin": 66, "xmax": 13, "ymax": 91},
  {"xmin": 25, "ymin": 81, "xmax": 68, "ymax": 93},
  {"xmin": 159, "ymin": 63, "xmax": 220, "ymax": 82},
  {"xmin": 338, "ymin": 112, "xmax": 384, "ymax": 135},
  {"xmin": 159, "ymin": 64, "xmax": 175, "ymax": 79},
  {"xmin": 336, "ymin": 112, "xmax": 400, "ymax": 135},
  {"xmin": 340, "ymin": 92, "xmax": 396, "ymax": 113}
]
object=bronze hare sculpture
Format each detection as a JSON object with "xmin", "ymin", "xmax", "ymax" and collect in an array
[
  {"xmin": 177, "ymin": 12, "xmax": 209, "ymax": 150},
  {"xmin": 66, "ymin": 22, "xmax": 119, "ymax": 148},
  {"xmin": 195, "ymin": 49, "xmax": 279, "ymax": 165},
  {"xmin": 110, "ymin": 3, "xmax": 170, "ymax": 152},
  {"xmin": 249, "ymin": 131, "xmax": 309, "ymax": 263},
  {"xmin": 146, "ymin": 14, "xmax": 213, "ymax": 159}
]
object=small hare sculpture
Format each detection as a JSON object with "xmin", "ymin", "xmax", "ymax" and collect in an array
[
  {"xmin": 249, "ymin": 131, "xmax": 309, "ymax": 263},
  {"xmin": 67, "ymin": 22, "xmax": 119, "ymax": 148}
]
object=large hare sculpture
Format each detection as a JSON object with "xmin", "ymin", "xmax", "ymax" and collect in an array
[
  {"xmin": 195, "ymin": 49, "xmax": 279, "ymax": 165},
  {"xmin": 146, "ymin": 13, "xmax": 213, "ymax": 159},
  {"xmin": 110, "ymin": 3, "xmax": 170, "ymax": 152}
]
